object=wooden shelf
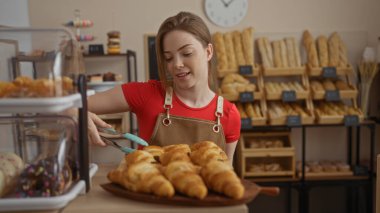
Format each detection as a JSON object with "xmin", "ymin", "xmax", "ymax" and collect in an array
[{"xmin": 83, "ymin": 53, "xmax": 127, "ymax": 58}]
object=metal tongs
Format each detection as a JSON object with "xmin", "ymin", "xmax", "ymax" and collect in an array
[{"xmin": 98, "ymin": 127, "xmax": 148, "ymax": 154}]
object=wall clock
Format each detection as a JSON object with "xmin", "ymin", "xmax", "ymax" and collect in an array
[{"xmin": 204, "ymin": 0, "xmax": 248, "ymax": 27}]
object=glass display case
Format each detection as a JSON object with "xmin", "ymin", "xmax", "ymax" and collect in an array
[{"xmin": 0, "ymin": 27, "xmax": 95, "ymax": 211}]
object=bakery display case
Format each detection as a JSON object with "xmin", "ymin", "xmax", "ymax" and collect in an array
[
  {"xmin": 236, "ymin": 131, "xmax": 295, "ymax": 178},
  {"xmin": 0, "ymin": 28, "xmax": 96, "ymax": 212}
]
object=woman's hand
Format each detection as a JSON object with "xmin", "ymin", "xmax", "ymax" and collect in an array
[{"xmin": 88, "ymin": 111, "xmax": 112, "ymax": 146}]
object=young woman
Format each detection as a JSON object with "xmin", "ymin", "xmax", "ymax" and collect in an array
[{"xmin": 88, "ymin": 11, "xmax": 241, "ymax": 162}]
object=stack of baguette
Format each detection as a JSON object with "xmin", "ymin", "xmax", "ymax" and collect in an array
[
  {"xmin": 314, "ymin": 102, "xmax": 363, "ymax": 116},
  {"xmin": 268, "ymin": 102, "xmax": 310, "ymax": 118},
  {"xmin": 303, "ymin": 30, "xmax": 349, "ymax": 68},
  {"xmin": 212, "ymin": 27, "xmax": 255, "ymax": 72},
  {"xmin": 310, "ymin": 79, "xmax": 351, "ymax": 92},
  {"xmin": 220, "ymin": 73, "xmax": 256, "ymax": 97},
  {"xmin": 237, "ymin": 102, "xmax": 263, "ymax": 119},
  {"xmin": 107, "ymin": 141, "xmax": 245, "ymax": 200},
  {"xmin": 265, "ymin": 81, "xmax": 305, "ymax": 94},
  {"xmin": 257, "ymin": 37, "xmax": 302, "ymax": 69}
]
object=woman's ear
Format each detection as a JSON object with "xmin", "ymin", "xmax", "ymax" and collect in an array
[{"xmin": 206, "ymin": 43, "xmax": 213, "ymax": 61}]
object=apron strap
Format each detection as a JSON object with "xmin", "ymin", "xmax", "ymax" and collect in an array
[
  {"xmin": 163, "ymin": 87, "xmax": 173, "ymax": 126},
  {"xmin": 213, "ymin": 96, "xmax": 224, "ymax": 133}
]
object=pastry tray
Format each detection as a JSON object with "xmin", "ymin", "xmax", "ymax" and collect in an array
[
  {"xmin": 0, "ymin": 93, "xmax": 82, "ymax": 113},
  {"xmin": 87, "ymin": 81, "xmax": 122, "ymax": 92},
  {"xmin": 0, "ymin": 163, "xmax": 98, "ymax": 212}
]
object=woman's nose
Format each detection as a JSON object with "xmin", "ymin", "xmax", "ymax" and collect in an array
[{"xmin": 174, "ymin": 56, "xmax": 184, "ymax": 68}]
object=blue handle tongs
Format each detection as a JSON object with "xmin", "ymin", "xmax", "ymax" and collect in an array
[{"xmin": 98, "ymin": 127, "xmax": 148, "ymax": 154}]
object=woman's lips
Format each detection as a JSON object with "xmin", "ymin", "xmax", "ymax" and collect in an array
[{"xmin": 176, "ymin": 72, "xmax": 191, "ymax": 78}]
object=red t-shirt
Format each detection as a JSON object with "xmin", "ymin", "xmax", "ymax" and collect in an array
[{"xmin": 121, "ymin": 80, "xmax": 241, "ymax": 143}]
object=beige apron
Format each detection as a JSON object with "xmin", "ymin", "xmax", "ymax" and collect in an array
[{"xmin": 149, "ymin": 87, "xmax": 227, "ymax": 151}]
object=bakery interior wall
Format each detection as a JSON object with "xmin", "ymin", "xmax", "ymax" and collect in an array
[{"xmin": 25, "ymin": 0, "xmax": 380, "ymax": 164}]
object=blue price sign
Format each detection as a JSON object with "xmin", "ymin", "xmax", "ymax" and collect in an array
[
  {"xmin": 322, "ymin": 67, "xmax": 337, "ymax": 78},
  {"xmin": 282, "ymin": 91, "xmax": 297, "ymax": 102},
  {"xmin": 239, "ymin": 92, "xmax": 254, "ymax": 103},
  {"xmin": 239, "ymin": 65, "xmax": 253, "ymax": 75},
  {"xmin": 344, "ymin": 115, "xmax": 359, "ymax": 126},
  {"xmin": 287, "ymin": 115, "xmax": 301, "ymax": 126},
  {"xmin": 241, "ymin": 118, "xmax": 252, "ymax": 129},
  {"xmin": 325, "ymin": 90, "xmax": 340, "ymax": 101}
]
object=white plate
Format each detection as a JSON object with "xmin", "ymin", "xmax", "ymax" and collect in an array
[
  {"xmin": 0, "ymin": 163, "xmax": 98, "ymax": 212},
  {"xmin": 87, "ymin": 81, "xmax": 122, "ymax": 92},
  {"xmin": 0, "ymin": 93, "xmax": 83, "ymax": 113}
]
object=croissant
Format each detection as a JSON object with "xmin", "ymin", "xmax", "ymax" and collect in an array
[
  {"xmin": 143, "ymin": 145, "xmax": 164, "ymax": 160},
  {"xmin": 160, "ymin": 149, "xmax": 191, "ymax": 166},
  {"xmin": 190, "ymin": 141, "xmax": 219, "ymax": 151},
  {"xmin": 190, "ymin": 141, "xmax": 228, "ymax": 166},
  {"xmin": 111, "ymin": 162, "xmax": 175, "ymax": 198},
  {"xmin": 164, "ymin": 161, "xmax": 207, "ymax": 199},
  {"xmin": 107, "ymin": 156, "xmax": 128, "ymax": 185},
  {"xmin": 200, "ymin": 160, "xmax": 244, "ymax": 199},
  {"xmin": 125, "ymin": 150, "xmax": 156, "ymax": 166},
  {"xmin": 162, "ymin": 144, "xmax": 191, "ymax": 153}
]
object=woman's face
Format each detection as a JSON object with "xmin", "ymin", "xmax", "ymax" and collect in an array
[{"xmin": 162, "ymin": 30, "xmax": 212, "ymax": 90}]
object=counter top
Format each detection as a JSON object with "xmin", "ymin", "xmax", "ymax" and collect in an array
[{"xmin": 60, "ymin": 164, "xmax": 248, "ymax": 213}]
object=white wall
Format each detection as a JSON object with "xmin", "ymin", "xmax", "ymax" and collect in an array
[
  {"xmin": 0, "ymin": 0, "xmax": 29, "ymax": 27},
  {"xmin": 27, "ymin": 0, "xmax": 380, "ymax": 80}
]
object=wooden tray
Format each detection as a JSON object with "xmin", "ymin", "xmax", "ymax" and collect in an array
[{"xmin": 101, "ymin": 179, "xmax": 276, "ymax": 207}]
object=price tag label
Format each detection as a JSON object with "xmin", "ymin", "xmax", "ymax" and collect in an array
[
  {"xmin": 239, "ymin": 65, "xmax": 253, "ymax": 75},
  {"xmin": 344, "ymin": 115, "xmax": 359, "ymax": 126},
  {"xmin": 287, "ymin": 115, "xmax": 301, "ymax": 126},
  {"xmin": 322, "ymin": 67, "xmax": 337, "ymax": 78},
  {"xmin": 239, "ymin": 92, "xmax": 254, "ymax": 103},
  {"xmin": 241, "ymin": 118, "xmax": 252, "ymax": 129},
  {"xmin": 282, "ymin": 91, "xmax": 297, "ymax": 102},
  {"xmin": 325, "ymin": 90, "xmax": 340, "ymax": 101}
]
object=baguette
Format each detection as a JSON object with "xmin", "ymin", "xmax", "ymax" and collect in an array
[
  {"xmin": 280, "ymin": 40, "xmax": 289, "ymax": 67},
  {"xmin": 242, "ymin": 27, "xmax": 255, "ymax": 66},
  {"xmin": 303, "ymin": 30, "xmax": 319, "ymax": 67},
  {"xmin": 272, "ymin": 41, "xmax": 283, "ymax": 68},
  {"xmin": 317, "ymin": 35, "xmax": 329, "ymax": 67},
  {"xmin": 285, "ymin": 37, "xmax": 296, "ymax": 67},
  {"xmin": 328, "ymin": 32, "xmax": 340, "ymax": 67},
  {"xmin": 212, "ymin": 32, "xmax": 228, "ymax": 71},
  {"xmin": 232, "ymin": 31, "xmax": 246, "ymax": 66},
  {"xmin": 257, "ymin": 38, "xmax": 271, "ymax": 68},
  {"xmin": 224, "ymin": 32, "xmax": 238, "ymax": 70},
  {"xmin": 263, "ymin": 37, "xmax": 274, "ymax": 67},
  {"xmin": 292, "ymin": 37, "xmax": 302, "ymax": 67}
]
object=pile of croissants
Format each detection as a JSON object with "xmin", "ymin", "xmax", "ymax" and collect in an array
[{"xmin": 107, "ymin": 141, "xmax": 245, "ymax": 200}]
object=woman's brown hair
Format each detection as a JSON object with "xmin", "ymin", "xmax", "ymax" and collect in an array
[{"xmin": 155, "ymin": 11, "xmax": 218, "ymax": 92}]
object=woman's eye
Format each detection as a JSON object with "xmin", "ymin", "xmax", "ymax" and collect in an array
[
  {"xmin": 183, "ymin": 52, "xmax": 192, "ymax": 57},
  {"xmin": 165, "ymin": 57, "xmax": 173, "ymax": 62}
]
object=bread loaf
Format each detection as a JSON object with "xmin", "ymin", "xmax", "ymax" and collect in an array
[{"xmin": 263, "ymin": 37, "xmax": 274, "ymax": 67}]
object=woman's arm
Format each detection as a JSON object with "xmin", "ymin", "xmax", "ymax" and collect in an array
[
  {"xmin": 87, "ymin": 85, "xmax": 130, "ymax": 146},
  {"xmin": 225, "ymin": 140, "xmax": 238, "ymax": 166},
  {"xmin": 88, "ymin": 85, "xmax": 130, "ymax": 114}
]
